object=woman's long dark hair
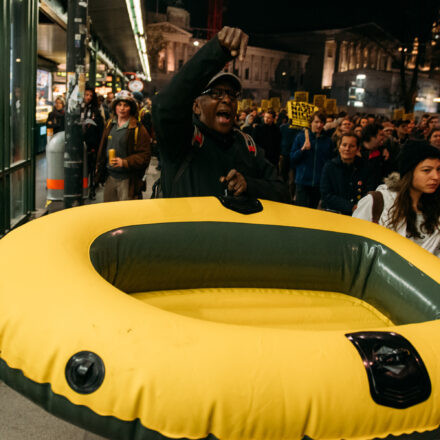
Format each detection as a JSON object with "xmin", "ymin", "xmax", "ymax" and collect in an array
[{"xmin": 387, "ymin": 171, "xmax": 440, "ymax": 238}]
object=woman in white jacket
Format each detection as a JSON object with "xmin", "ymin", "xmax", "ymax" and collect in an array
[{"xmin": 353, "ymin": 140, "xmax": 440, "ymax": 256}]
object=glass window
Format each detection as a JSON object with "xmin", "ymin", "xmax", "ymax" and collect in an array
[
  {"xmin": 10, "ymin": 167, "xmax": 25, "ymax": 226},
  {"xmin": 10, "ymin": 0, "xmax": 28, "ymax": 166},
  {"xmin": 0, "ymin": 178, "xmax": 6, "ymax": 233}
]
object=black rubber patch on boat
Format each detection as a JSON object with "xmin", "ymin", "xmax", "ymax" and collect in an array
[
  {"xmin": 346, "ymin": 331, "xmax": 431, "ymax": 409},
  {"xmin": 217, "ymin": 196, "xmax": 263, "ymax": 214}
]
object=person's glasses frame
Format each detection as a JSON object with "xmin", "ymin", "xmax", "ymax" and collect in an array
[{"xmin": 200, "ymin": 87, "xmax": 241, "ymax": 101}]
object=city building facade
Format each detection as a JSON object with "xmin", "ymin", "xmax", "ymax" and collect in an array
[
  {"xmin": 145, "ymin": 6, "xmax": 308, "ymax": 104},
  {"xmin": 252, "ymin": 23, "xmax": 440, "ymax": 114}
]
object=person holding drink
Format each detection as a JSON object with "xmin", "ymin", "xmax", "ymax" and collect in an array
[{"xmin": 95, "ymin": 90, "xmax": 151, "ymax": 202}]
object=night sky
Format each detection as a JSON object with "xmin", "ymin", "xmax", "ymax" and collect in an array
[{"xmin": 148, "ymin": 0, "xmax": 439, "ymax": 45}]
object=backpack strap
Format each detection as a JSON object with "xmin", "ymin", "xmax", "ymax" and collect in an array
[
  {"xmin": 234, "ymin": 129, "xmax": 257, "ymax": 156},
  {"xmin": 368, "ymin": 191, "xmax": 384, "ymax": 224},
  {"xmin": 192, "ymin": 125, "xmax": 204, "ymax": 148},
  {"xmin": 105, "ymin": 118, "xmax": 113, "ymax": 131},
  {"xmin": 134, "ymin": 125, "xmax": 139, "ymax": 147}
]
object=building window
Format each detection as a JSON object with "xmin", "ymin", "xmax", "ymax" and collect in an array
[
  {"xmin": 245, "ymin": 68, "xmax": 249, "ymax": 80},
  {"xmin": 178, "ymin": 59, "xmax": 184, "ymax": 70}
]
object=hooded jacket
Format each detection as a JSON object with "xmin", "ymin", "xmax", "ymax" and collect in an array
[{"xmin": 152, "ymin": 36, "xmax": 289, "ymax": 203}]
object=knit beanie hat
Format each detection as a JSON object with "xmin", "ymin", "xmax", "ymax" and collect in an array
[
  {"xmin": 398, "ymin": 140, "xmax": 440, "ymax": 177},
  {"xmin": 112, "ymin": 90, "xmax": 138, "ymax": 115}
]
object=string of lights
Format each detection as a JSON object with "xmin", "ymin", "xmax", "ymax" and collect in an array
[{"xmin": 125, "ymin": 0, "xmax": 151, "ymax": 81}]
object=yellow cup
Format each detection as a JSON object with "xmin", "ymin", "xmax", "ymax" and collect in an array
[{"xmin": 108, "ymin": 148, "xmax": 115, "ymax": 165}]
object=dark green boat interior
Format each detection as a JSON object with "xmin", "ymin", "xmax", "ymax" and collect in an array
[{"xmin": 89, "ymin": 222, "xmax": 440, "ymax": 326}]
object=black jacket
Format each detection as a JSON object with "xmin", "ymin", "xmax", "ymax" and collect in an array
[
  {"xmin": 361, "ymin": 148, "xmax": 392, "ymax": 192},
  {"xmin": 152, "ymin": 36, "xmax": 289, "ymax": 203},
  {"xmin": 46, "ymin": 108, "xmax": 65, "ymax": 134},
  {"xmin": 320, "ymin": 156, "xmax": 369, "ymax": 215},
  {"xmin": 81, "ymin": 103, "xmax": 104, "ymax": 153},
  {"xmin": 252, "ymin": 123, "xmax": 281, "ymax": 167}
]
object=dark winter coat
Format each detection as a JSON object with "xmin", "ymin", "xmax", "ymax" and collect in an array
[
  {"xmin": 96, "ymin": 116, "xmax": 151, "ymax": 199},
  {"xmin": 152, "ymin": 36, "xmax": 289, "ymax": 203},
  {"xmin": 46, "ymin": 108, "xmax": 65, "ymax": 134},
  {"xmin": 320, "ymin": 155, "xmax": 369, "ymax": 215},
  {"xmin": 361, "ymin": 148, "xmax": 392, "ymax": 192},
  {"xmin": 81, "ymin": 103, "xmax": 104, "ymax": 153},
  {"xmin": 252, "ymin": 123, "xmax": 281, "ymax": 166},
  {"xmin": 280, "ymin": 124, "xmax": 299, "ymax": 157}
]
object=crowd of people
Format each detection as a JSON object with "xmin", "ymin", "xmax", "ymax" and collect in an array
[
  {"xmin": 46, "ymin": 86, "xmax": 154, "ymax": 201},
  {"xmin": 44, "ymin": 26, "xmax": 440, "ymax": 257}
]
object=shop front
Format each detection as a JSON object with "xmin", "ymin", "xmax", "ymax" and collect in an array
[{"xmin": 1, "ymin": 0, "xmax": 38, "ymax": 236}]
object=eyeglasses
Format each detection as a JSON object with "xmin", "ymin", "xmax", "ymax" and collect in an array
[{"xmin": 200, "ymin": 87, "xmax": 241, "ymax": 101}]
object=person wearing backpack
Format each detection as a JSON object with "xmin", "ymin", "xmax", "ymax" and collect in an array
[
  {"xmin": 152, "ymin": 27, "xmax": 289, "ymax": 203},
  {"xmin": 353, "ymin": 140, "xmax": 440, "ymax": 256},
  {"xmin": 95, "ymin": 90, "xmax": 151, "ymax": 202}
]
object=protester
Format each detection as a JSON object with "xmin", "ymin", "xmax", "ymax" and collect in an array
[
  {"xmin": 138, "ymin": 96, "xmax": 154, "ymax": 139},
  {"xmin": 152, "ymin": 26, "xmax": 289, "ymax": 203},
  {"xmin": 46, "ymin": 96, "xmax": 65, "ymax": 135},
  {"xmin": 395, "ymin": 120, "xmax": 409, "ymax": 145},
  {"xmin": 414, "ymin": 114, "xmax": 430, "ymax": 139},
  {"xmin": 95, "ymin": 90, "xmax": 151, "ymax": 202},
  {"xmin": 102, "ymin": 91, "xmax": 115, "ymax": 120},
  {"xmin": 353, "ymin": 140, "xmax": 440, "ymax": 256},
  {"xmin": 359, "ymin": 117, "xmax": 369, "ymax": 128},
  {"xmin": 331, "ymin": 117, "xmax": 354, "ymax": 151},
  {"xmin": 353, "ymin": 125, "xmax": 363, "ymax": 138},
  {"xmin": 426, "ymin": 115, "xmax": 440, "ymax": 135},
  {"xmin": 320, "ymin": 132, "xmax": 368, "ymax": 215},
  {"xmin": 241, "ymin": 113, "xmax": 255, "ymax": 136},
  {"xmin": 97, "ymin": 95, "xmax": 106, "ymax": 122},
  {"xmin": 252, "ymin": 110, "xmax": 281, "ymax": 168},
  {"xmin": 360, "ymin": 123, "xmax": 389, "ymax": 191},
  {"xmin": 82, "ymin": 87, "xmax": 104, "ymax": 200},
  {"xmin": 237, "ymin": 110, "xmax": 247, "ymax": 128},
  {"xmin": 290, "ymin": 111, "xmax": 333, "ymax": 208},
  {"xmin": 279, "ymin": 114, "xmax": 298, "ymax": 200},
  {"xmin": 428, "ymin": 128, "xmax": 440, "ymax": 149}
]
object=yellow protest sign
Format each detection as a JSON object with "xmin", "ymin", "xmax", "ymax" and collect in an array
[
  {"xmin": 287, "ymin": 101, "xmax": 319, "ymax": 128},
  {"xmin": 325, "ymin": 99, "xmax": 337, "ymax": 114},
  {"xmin": 404, "ymin": 113, "xmax": 414, "ymax": 121},
  {"xmin": 270, "ymin": 97, "xmax": 281, "ymax": 112},
  {"xmin": 294, "ymin": 91, "xmax": 309, "ymax": 103},
  {"xmin": 240, "ymin": 99, "xmax": 252, "ymax": 111},
  {"xmin": 393, "ymin": 109, "xmax": 405, "ymax": 121},
  {"xmin": 261, "ymin": 99, "xmax": 270, "ymax": 111},
  {"xmin": 313, "ymin": 95, "xmax": 327, "ymax": 110}
]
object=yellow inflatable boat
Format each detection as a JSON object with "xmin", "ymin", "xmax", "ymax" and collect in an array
[{"xmin": 1, "ymin": 197, "xmax": 440, "ymax": 440}]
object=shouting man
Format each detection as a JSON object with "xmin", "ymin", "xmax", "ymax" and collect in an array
[{"xmin": 152, "ymin": 27, "xmax": 289, "ymax": 202}]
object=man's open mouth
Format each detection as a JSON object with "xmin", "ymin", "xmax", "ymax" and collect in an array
[{"xmin": 216, "ymin": 111, "xmax": 232, "ymax": 123}]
